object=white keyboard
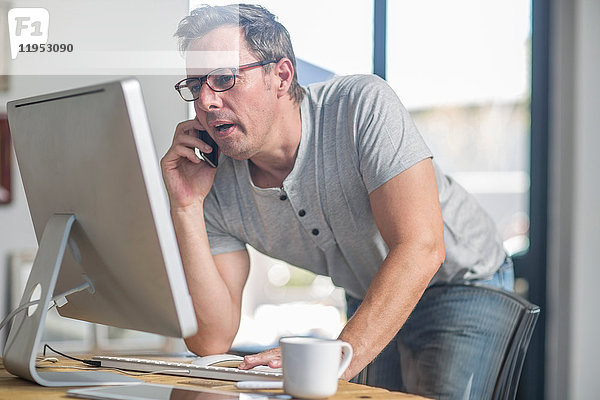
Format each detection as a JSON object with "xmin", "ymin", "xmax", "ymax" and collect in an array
[{"xmin": 92, "ymin": 355, "xmax": 282, "ymax": 382}]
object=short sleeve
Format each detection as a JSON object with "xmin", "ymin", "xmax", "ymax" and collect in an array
[
  {"xmin": 349, "ymin": 75, "xmax": 433, "ymax": 193},
  {"xmin": 203, "ymin": 190, "xmax": 246, "ymax": 255}
]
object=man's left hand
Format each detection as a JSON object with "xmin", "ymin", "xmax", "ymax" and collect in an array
[{"xmin": 238, "ymin": 347, "xmax": 282, "ymax": 370}]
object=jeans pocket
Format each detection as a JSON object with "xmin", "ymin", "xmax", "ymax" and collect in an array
[{"xmin": 472, "ymin": 257, "xmax": 514, "ymax": 291}]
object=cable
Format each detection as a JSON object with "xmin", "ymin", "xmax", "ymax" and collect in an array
[
  {"xmin": 43, "ymin": 344, "xmax": 101, "ymax": 367},
  {"xmin": 36, "ymin": 356, "xmax": 59, "ymax": 363},
  {"xmin": 0, "ymin": 300, "xmax": 53, "ymax": 332},
  {"xmin": 0, "ymin": 300, "xmax": 58, "ymax": 332},
  {"xmin": 36, "ymin": 346, "xmax": 191, "ymax": 376},
  {"xmin": 0, "ymin": 280, "xmax": 92, "ymax": 334},
  {"xmin": 51, "ymin": 280, "xmax": 94, "ymax": 307},
  {"xmin": 38, "ymin": 344, "xmax": 196, "ymax": 376},
  {"xmin": 36, "ymin": 345, "xmax": 198, "ymax": 377}
]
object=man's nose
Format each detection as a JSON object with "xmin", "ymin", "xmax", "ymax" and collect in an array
[{"xmin": 195, "ymin": 82, "xmax": 222, "ymax": 111}]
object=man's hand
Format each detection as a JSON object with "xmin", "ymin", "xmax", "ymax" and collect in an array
[
  {"xmin": 238, "ymin": 345, "xmax": 354, "ymax": 381},
  {"xmin": 161, "ymin": 118, "xmax": 218, "ymax": 209},
  {"xmin": 238, "ymin": 347, "xmax": 282, "ymax": 370}
]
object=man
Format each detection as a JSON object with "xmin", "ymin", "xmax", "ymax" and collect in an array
[{"xmin": 161, "ymin": 4, "xmax": 513, "ymax": 398}]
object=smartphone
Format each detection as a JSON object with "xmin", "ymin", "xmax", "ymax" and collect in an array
[{"xmin": 194, "ymin": 129, "xmax": 219, "ymax": 168}]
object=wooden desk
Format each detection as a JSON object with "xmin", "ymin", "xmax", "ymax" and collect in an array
[{"xmin": 0, "ymin": 356, "xmax": 429, "ymax": 400}]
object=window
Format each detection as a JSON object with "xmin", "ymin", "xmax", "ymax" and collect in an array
[{"xmin": 387, "ymin": 0, "xmax": 532, "ymax": 256}]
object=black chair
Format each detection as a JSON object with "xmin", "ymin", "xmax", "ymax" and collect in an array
[
  {"xmin": 486, "ymin": 284, "xmax": 540, "ymax": 400},
  {"xmin": 354, "ymin": 283, "xmax": 539, "ymax": 400}
]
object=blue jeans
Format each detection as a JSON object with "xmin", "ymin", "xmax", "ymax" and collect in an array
[{"xmin": 346, "ymin": 257, "xmax": 515, "ymax": 399}]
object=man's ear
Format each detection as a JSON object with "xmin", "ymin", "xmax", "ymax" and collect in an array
[{"xmin": 273, "ymin": 58, "xmax": 294, "ymax": 99}]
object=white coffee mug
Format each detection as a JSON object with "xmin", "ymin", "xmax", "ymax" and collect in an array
[{"xmin": 280, "ymin": 337, "xmax": 353, "ymax": 399}]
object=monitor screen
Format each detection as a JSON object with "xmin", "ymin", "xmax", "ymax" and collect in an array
[{"xmin": 4, "ymin": 79, "xmax": 197, "ymax": 386}]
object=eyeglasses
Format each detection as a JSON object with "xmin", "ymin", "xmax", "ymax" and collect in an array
[{"xmin": 174, "ymin": 60, "xmax": 277, "ymax": 102}]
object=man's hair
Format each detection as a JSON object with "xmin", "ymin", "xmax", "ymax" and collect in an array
[{"xmin": 175, "ymin": 3, "xmax": 305, "ymax": 104}]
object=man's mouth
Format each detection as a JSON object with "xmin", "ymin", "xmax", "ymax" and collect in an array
[{"xmin": 215, "ymin": 123, "xmax": 234, "ymax": 132}]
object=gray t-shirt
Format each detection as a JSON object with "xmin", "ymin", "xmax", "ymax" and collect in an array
[{"xmin": 204, "ymin": 74, "xmax": 506, "ymax": 299}]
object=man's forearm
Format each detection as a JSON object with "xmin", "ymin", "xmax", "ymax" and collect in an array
[
  {"xmin": 171, "ymin": 204, "xmax": 244, "ymax": 354},
  {"xmin": 338, "ymin": 243, "xmax": 443, "ymax": 380}
]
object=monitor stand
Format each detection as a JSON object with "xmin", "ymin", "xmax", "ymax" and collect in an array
[{"xmin": 2, "ymin": 213, "xmax": 141, "ymax": 386}]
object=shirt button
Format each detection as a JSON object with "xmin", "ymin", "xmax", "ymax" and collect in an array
[
  {"xmin": 311, "ymin": 229, "xmax": 320, "ymax": 236},
  {"xmin": 298, "ymin": 209, "xmax": 306, "ymax": 217},
  {"xmin": 280, "ymin": 194, "xmax": 288, "ymax": 201}
]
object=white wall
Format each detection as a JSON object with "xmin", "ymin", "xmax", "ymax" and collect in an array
[
  {"xmin": 548, "ymin": 0, "xmax": 600, "ymax": 399},
  {"xmin": 0, "ymin": 0, "xmax": 189, "ymax": 351}
]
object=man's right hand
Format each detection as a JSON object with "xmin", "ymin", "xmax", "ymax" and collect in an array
[{"xmin": 161, "ymin": 118, "xmax": 218, "ymax": 210}]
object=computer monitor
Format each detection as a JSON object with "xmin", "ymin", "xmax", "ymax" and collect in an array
[{"xmin": 3, "ymin": 79, "xmax": 198, "ymax": 386}]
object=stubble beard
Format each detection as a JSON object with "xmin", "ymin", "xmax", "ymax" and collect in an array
[{"xmin": 219, "ymin": 129, "xmax": 262, "ymax": 161}]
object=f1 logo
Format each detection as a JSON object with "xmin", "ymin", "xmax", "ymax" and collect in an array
[{"xmin": 8, "ymin": 8, "xmax": 49, "ymax": 59}]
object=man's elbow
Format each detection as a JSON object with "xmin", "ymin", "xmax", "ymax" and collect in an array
[
  {"xmin": 433, "ymin": 233, "xmax": 445, "ymax": 264},
  {"xmin": 423, "ymin": 233, "xmax": 445, "ymax": 276},
  {"xmin": 185, "ymin": 333, "xmax": 235, "ymax": 356},
  {"xmin": 432, "ymin": 243, "xmax": 445, "ymax": 273}
]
